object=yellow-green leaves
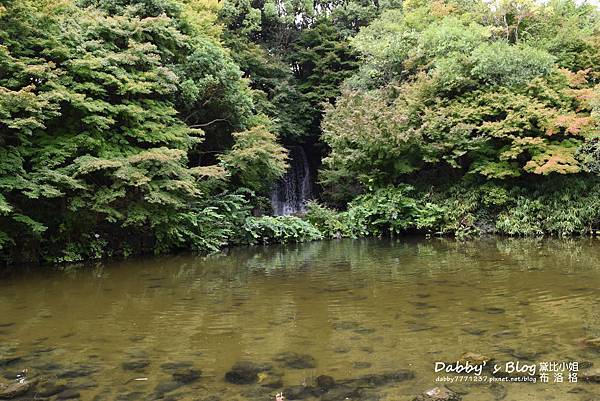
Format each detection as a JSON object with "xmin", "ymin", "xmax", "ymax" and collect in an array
[
  {"xmin": 322, "ymin": 0, "xmax": 600, "ymax": 204},
  {"xmin": 220, "ymin": 119, "xmax": 288, "ymax": 192},
  {"xmin": 469, "ymin": 42, "xmax": 554, "ymax": 86}
]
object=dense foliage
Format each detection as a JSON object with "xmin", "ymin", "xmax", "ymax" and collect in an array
[
  {"xmin": 317, "ymin": 0, "xmax": 600, "ymax": 237},
  {"xmin": 0, "ymin": 0, "xmax": 289, "ymax": 263},
  {"xmin": 2, "ymin": 0, "xmax": 600, "ymax": 266}
]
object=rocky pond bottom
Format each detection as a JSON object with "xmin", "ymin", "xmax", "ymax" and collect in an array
[{"xmin": 1, "ymin": 238, "xmax": 599, "ymax": 401}]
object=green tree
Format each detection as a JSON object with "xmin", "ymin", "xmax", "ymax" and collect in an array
[
  {"xmin": 0, "ymin": 0, "xmax": 288, "ymax": 263},
  {"xmin": 292, "ymin": 19, "xmax": 358, "ymax": 134},
  {"xmin": 321, "ymin": 0, "xmax": 600, "ymax": 203}
]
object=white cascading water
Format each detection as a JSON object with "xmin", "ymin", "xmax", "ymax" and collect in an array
[{"xmin": 271, "ymin": 146, "xmax": 313, "ymax": 215}]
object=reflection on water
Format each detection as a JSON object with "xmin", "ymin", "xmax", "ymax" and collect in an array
[{"xmin": 0, "ymin": 238, "xmax": 599, "ymax": 400}]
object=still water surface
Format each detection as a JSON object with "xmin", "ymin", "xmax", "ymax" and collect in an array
[{"xmin": 1, "ymin": 238, "xmax": 599, "ymax": 401}]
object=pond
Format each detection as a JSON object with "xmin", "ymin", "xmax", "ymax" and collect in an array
[{"xmin": 0, "ymin": 238, "xmax": 599, "ymax": 401}]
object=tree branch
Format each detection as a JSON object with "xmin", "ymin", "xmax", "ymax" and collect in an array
[{"xmin": 189, "ymin": 118, "xmax": 231, "ymax": 128}]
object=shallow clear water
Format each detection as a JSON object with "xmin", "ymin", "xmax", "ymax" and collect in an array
[{"xmin": 1, "ymin": 238, "xmax": 599, "ymax": 401}]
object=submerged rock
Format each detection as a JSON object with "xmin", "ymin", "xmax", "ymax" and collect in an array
[
  {"xmin": 33, "ymin": 362, "xmax": 63, "ymax": 372},
  {"xmin": 459, "ymin": 352, "xmax": 491, "ymax": 365},
  {"xmin": 351, "ymin": 370, "xmax": 415, "ymax": 387},
  {"xmin": 74, "ymin": 380, "xmax": 97, "ymax": 390},
  {"xmin": 492, "ymin": 330, "xmax": 518, "ymax": 339},
  {"xmin": 581, "ymin": 368, "xmax": 600, "ymax": 383},
  {"xmin": 115, "ymin": 391, "xmax": 145, "ymax": 401},
  {"xmin": 258, "ymin": 371, "xmax": 284, "ymax": 389},
  {"xmin": 121, "ymin": 360, "xmax": 149, "ymax": 372},
  {"xmin": 410, "ymin": 302, "xmax": 434, "ymax": 310},
  {"xmin": 172, "ymin": 368, "xmax": 201, "ymax": 383},
  {"xmin": 489, "ymin": 383, "xmax": 507, "ymax": 400},
  {"xmin": 566, "ymin": 386, "xmax": 589, "ymax": 394},
  {"xmin": 353, "ymin": 328, "xmax": 376, "ymax": 335},
  {"xmin": 0, "ymin": 357, "xmax": 22, "ymax": 368},
  {"xmin": 580, "ymin": 361, "xmax": 594, "ymax": 370},
  {"xmin": 273, "ymin": 352, "xmax": 316, "ymax": 369},
  {"xmin": 320, "ymin": 385, "xmax": 361, "ymax": 401},
  {"xmin": 90, "ymin": 388, "xmax": 112, "ymax": 401},
  {"xmin": 283, "ymin": 385, "xmax": 313, "ymax": 400},
  {"xmin": 239, "ymin": 386, "xmax": 272, "ymax": 399},
  {"xmin": 484, "ymin": 307, "xmax": 505, "ymax": 315},
  {"xmin": 0, "ymin": 381, "xmax": 31, "ymax": 399},
  {"xmin": 461, "ymin": 328, "xmax": 487, "ymax": 336},
  {"xmin": 56, "ymin": 364, "xmax": 97, "ymax": 378},
  {"xmin": 31, "ymin": 347, "xmax": 55, "ymax": 357},
  {"xmin": 499, "ymin": 348, "xmax": 543, "ymax": 362},
  {"xmin": 444, "ymin": 384, "xmax": 469, "ymax": 396},
  {"xmin": 315, "ymin": 375, "xmax": 336, "ymax": 390},
  {"xmin": 154, "ymin": 380, "xmax": 184, "ymax": 396},
  {"xmin": 225, "ymin": 361, "xmax": 272, "ymax": 384},
  {"xmin": 160, "ymin": 362, "xmax": 193, "ymax": 372},
  {"xmin": 37, "ymin": 381, "xmax": 68, "ymax": 397},
  {"xmin": 413, "ymin": 386, "xmax": 461, "ymax": 401}
]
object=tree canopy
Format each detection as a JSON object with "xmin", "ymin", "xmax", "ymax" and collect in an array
[
  {"xmin": 321, "ymin": 0, "xmax": 600, "ymax": 200},
  {"xmin": 0, "ymin": 0, "xmax": 287, "ymax": 263}
]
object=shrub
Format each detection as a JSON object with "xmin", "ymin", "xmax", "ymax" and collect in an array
[
  {"xmin": 306, "ymin": 186, "xmax": 446, "ymax": 239},
  {"xmin": 496, "ymin": 178, "xmax": 600, "ymax": 236},
  {"xmin": 242, "ymin": 216, "xmax": 323, "ymax": 244},
  {"xmin": 305, "ymin": 201, "xmax": 356, "ymax": 238}
]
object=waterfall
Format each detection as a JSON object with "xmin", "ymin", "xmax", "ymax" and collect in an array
[{"xmin": 271, "ymin": 146, "xmax": 313, "ymax": 215}]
